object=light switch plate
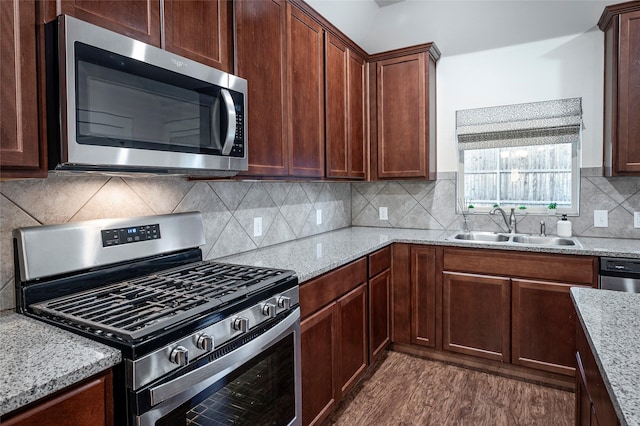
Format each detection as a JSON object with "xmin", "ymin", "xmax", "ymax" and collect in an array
[
  {"xmin": 634, "ymin": 212, "xmax": 640, "ymax": 228},
  {"xmin": 379, "ymin": 207, "xmax": 388, "ymax": 221},
  {"xmin": 316, "ymin": 209, "xmax": 322, "ymax": 225},
  {"xmin": 594, "ymin": 210, "xmax": 608, "ymax": 228},
  {"xmin": 253, "ymin": 217, "xmax": 262, "ymax": 237}
]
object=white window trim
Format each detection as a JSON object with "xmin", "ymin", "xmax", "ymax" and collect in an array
[{"xmin": 456, "ymin": 140, "xmax": 580, "ymax": 216}]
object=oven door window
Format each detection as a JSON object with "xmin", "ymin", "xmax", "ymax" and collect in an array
[
  {"xmin": 74, "ymin": 42, "xmax": 243, "ymax": 156},
  {"xmin": 156, "ymin": 334, "xmax": 295, "ymax": 426}
]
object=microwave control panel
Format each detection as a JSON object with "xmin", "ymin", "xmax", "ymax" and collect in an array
[
  {"xmin": 229, "ymin": 92, "xmax": 245, "ymax": 158},
  {"xmin": 101, "ymin": 224, "xmax": 161, "ymax": 247}
]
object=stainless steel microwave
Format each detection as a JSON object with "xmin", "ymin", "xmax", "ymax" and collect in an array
[{"xmin": 48, "ymin": 15, "xmax": 248, "ymax": 176}]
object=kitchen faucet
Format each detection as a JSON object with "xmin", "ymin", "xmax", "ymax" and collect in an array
[{"xmin": 490, "ymin": 207, "xmax": 518, "ymax": 234}]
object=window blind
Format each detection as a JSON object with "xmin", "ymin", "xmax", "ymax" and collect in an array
[{"xmin": 456, "ymin": 97, "xmax": 582, "ymax": 151}]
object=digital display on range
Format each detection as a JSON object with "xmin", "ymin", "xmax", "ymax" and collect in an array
[{"xmin": 101, "ymin": 223, "xmax": 161, "ymax": 247}]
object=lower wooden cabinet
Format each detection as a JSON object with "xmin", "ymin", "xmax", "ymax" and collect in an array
[
  {"xmin": 575, "ymin": 320, "xmax": 620, "ymax": 426},
  {"xmin": 442, "ymin": 271, "xmax": 511, "ymax": 362},
  {"xmin": 368, "ymin": 246, "xmax": 392, "ymax": 362},
  {"xmin": 301, "ymin": 302, "xmax": 337, "ymax": 426},
  {"xmin": 512, "ymin": 279, "xmax": 587, "ymax": 376},
  {"xmin": 369, "ymin": 269, "xmax": 391, "ymax": 361},
  {"xmin": 411, "ymin": 246, "xmax": 437, "ymax": 348},
  {"xmin": 2, "ymin": 370, "xmax": 113, "ymax": 426},
  {"xmin": 336, "ymin": 284, "xmax": 368, "ymax": 398},
  {"xmin": 300, "ymin": 258, "xmax": 368, "ymax": 426}
]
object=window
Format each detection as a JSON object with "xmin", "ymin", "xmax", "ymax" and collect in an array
[{"xmin": 456, "ymin": 98, "xmax": 581, "ymax": 215}]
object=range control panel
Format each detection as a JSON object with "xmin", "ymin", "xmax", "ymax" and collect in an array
[{"xmin": 101, "ymin": 224, "xmax": 161, "ymax": 247}]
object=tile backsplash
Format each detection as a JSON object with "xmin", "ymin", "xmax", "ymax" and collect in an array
[
  {"xmin": 0, "ymin": 172, "xmax": 638, "ymax": 312},
  {"xmin": 352, "ymin": 175, "xmax": 640, "ymax": 239},
  {"xmin": 0, "ymin": 176, "xmax": 351, "ymax": 311}
]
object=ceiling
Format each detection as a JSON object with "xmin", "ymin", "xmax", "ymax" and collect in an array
[{"xmin": 305, "ymin": 0, "xmax": 621, "ymax": 56}]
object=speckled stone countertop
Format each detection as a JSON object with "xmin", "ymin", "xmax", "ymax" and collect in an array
[
  {"xmin": 571, "ymin": 288, "xmax": 640, "ymax": 426},
  {"xmin": 219, "ymin": 226, "xmax": 640, "ymax": 283},
  {"xmin": 1, "ymin": 226, "xmax": 638, "ymax": 418},
  {"xmin": 0, "ymin": 314, "xmax": 121, "ymax": 417}
]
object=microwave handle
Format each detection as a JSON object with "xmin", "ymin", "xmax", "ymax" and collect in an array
[{"xmin": 219, "ymin": 89, "xmax": 236, "ymax": 155}]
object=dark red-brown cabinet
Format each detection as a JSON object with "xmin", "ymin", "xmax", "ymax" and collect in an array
[{"xmin": 599, "ymin": 2, "xmax": 640, "ymax": 176}]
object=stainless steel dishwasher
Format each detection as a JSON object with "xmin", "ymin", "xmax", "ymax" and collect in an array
[{"xmin": 599, "ymin": 257, "xmax": 640, "ymax": 293}]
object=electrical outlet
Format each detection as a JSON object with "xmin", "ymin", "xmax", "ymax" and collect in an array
[
  {"xmin": 379, "ymin": 207, "xmax": 388, "ymax": 221},
  {"xmin": 316, "ymin": 243, "xmax": 323, "ymax": 259},
  {"xmin": 316, "ymin": 209, "xmax": 322, "ymax": 225},
  {"xmin": 594, "ymin": 210, "xmax": 608, "ymax": 228},
  {"xmin": 253, "ymin": 217, "xmax": 262, "ymax": 237},
  {"xmin": 634, "ymin": 212, "xmax": 640, "ymax": 228}
]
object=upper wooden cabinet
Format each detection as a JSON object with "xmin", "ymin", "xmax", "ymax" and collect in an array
[
  {"xmin": 1, "ymin": 0, "xmax": 233, "ymax": 179},
  {"xmin": 58, "ymin": 0, "xmax": 161, "ymax": 46},
  {"xmin": 235, "ymin": 1, "xmax": 325, "ymax": 178},
  {"xmin": 59, "ymin": 0, "xmax": 232, "ymax": 71},
  {"xmin": 163, "ymin": 0, "xmax": 233, "ymax": 72},
  {"xmin": 0, "ymin": 0, "xmax": 47, "ymax": 178},
  {"xmin": 235, "ymin": 0, "xmax": 289, "ymax": 176},
  {"xmin": 287, "ymin": 3, "xmax": 325, "ymax": 177},
  {"xmin": 599, "ymin": 2, "xmax": 640, "ymax": 176},
  {"xmin": 325, "ymin": 34, "xmax": 366, "ymax": 179},
  {"xmin": 370, "ymin": 44, "xmax": 440, "ymax": 180}
]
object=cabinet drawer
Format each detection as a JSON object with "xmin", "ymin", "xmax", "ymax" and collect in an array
[
  {"xmin": 300, "ymin": 258, "xmax": 367, "ymax": 319},
  {"xmin": 443, "ymin": 248, "xmax": 597, "ymax": 285},
  {"xmin": 368, "ymin": 246, "xmax": 391, "ymax": 277}
]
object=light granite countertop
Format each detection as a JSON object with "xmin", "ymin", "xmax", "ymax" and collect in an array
[
  {"xmin": 1, "ymin": 226, "xmax": 638, "ymax": 418},
  {"xmin": 571, "ymin": 288, "xmax": 640, "ymax": 426},
  {"xmin": 219, "ymin": 226, "xmax": 640, "ymax": 283},
  {"xmin": 0, "ymin": 314, "xmax": 122, "ymax": 417}
]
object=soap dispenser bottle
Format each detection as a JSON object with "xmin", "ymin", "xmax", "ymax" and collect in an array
[{"xmin": 557, "ymin": 214, "xmax": 572, "ymax": 237}]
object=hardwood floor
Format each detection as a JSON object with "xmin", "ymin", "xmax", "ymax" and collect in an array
[{"xmin": 324, "ymin": 351, "xmax": 574, "ymax": 426}]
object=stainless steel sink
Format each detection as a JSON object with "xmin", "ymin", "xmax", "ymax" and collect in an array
[
  {"xmin": 511, "ymin": 235, "xmax": 577, "ymax": 246},
  {"xmin": 447, "ymin": 231, "xmax": 581, "ymax": 247},
  {"xmin": 451, "ymin": 231, "xmax": 510, "ymax": 242}
]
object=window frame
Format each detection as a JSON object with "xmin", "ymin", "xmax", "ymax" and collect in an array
[{"xmin": 456, "ymin": 141, "xmax": 580, "ymax": 216}]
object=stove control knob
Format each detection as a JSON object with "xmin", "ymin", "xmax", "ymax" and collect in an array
[
  {"xmin": 232, "ymin": 317, "xmax": 249, "ymax": 332},
  {"xmin": 262, "ymin": 303, "xmax": 276, "ymax": 318},
  {"xmin": 196, "ymin": 334, "xmax": 214, "ymax": 352},
  {"xmin": 170, "ymin": 346, "xmax": 189, "ymax": 366},
  {"xmin": 277, "ymin": 296, "xmax": 291, "ymax": 309}
]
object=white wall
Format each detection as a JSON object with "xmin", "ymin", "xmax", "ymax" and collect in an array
[{"xmin": 436, "ymin": 30, "xmax": 604, "ymax": 172}]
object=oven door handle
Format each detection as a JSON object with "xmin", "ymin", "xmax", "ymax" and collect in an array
[{"xmin": 148, "ymin": 308, "xmax": 300, "ymax": 407}]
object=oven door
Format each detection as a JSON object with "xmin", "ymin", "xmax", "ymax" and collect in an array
[{"xmin": 135, "ymin": 308, "xmax": 301, "ymax": 426}]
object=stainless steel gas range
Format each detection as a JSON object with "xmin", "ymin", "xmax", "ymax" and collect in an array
[{"xmin": 13, "ymin": 212, "xmax": 301, "ymax": 426}]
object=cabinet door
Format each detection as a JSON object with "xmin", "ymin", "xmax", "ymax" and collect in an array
[
  {"xmin": 301, "ymin": 302, "xmax": 337, "ymax": 426},
  {"xmin": 163, "ymin": 0, "xmax": 232, "ymax": 72},
  {"xmin": 369, "ymin": 269, "xmax": 390, "ymax": 362},
  {"xmin": 376, "ymin": 53, "xmax": 432, "ymax": 179},
  {"xmin": 0, "ymin": 0, "xmax": 46, "ymax": 178},
  {"xmin": 287, "ymin": 4, "xmax": 324, "ymax": 177},
  {"xmin": 411, "ymin": 246, "xmax": 437, "ymax": 348},
  {"xmin": 2, "ymin": 370, "xmax": 112, "ymax": 426},
  {"xmin": 235, "ymin": 0, "xmax": 289, "ymax": 176},
  {"xmin": 512, "ymin": 279, "xmax": 584, "ymax": 376},
  {"xmin": 59, "ymin": 0, "xmax": 161, "ymax": 45},
  {"xmin": 443, "ymin": 272, "xmax": 511, "ymax": 362},
  {"xmin": 336, "ymin": 283, "xmax": 368, "ymax": 399},
  {"xmin": 616, "ymin": 9, "xmax": 640, "ymax": 174},
  {"xmin": 325, "ymin": 34, "xmax": 366, "ymax": 179}
]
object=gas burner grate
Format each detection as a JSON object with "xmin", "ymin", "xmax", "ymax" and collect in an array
[{"xmin": 30, "ymin": 261, "xmax": 293, "ymax": 342}]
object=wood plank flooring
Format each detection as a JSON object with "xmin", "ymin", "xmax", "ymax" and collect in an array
[{"xmin": 325, "ymin": 351, "xmax": 574, "ymax": 426}]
